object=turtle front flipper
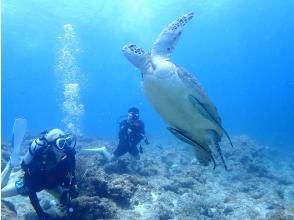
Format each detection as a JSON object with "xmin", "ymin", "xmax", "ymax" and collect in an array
[
  {"xmin": 151, "ymin": 12, "xmax": 194, "ymax": 59},
  {"xmin": 168, "ymin": 127, "xmax": 216, "ymax": 169}
]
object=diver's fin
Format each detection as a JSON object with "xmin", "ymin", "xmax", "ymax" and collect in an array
[
  {"xmin": 1, "ymin": 161, "xmax": 12, "ymax": 188},
  {"xmin": 188, "ymin": 95, "xmax": 234, "ymax": 148},
  {"xmin": 168, "ymin": 127, "xmax": 216, "ymax": 169},
  {"xmin": 81, "ymin": 147, "xmax": 107, "ymax": 152},
  {"xmin": 11, "ymin": 118, "xmax": 27, "ymax": 167},
  {"xmin": 82, "ymin": 147, "xmax": 113, "ymax": 161}
]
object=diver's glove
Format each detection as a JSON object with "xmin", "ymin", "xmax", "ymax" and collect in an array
[
  {"xmin": 69, "ymin": 184, "xmax": 79, "ymax": 199},
  {"xmin": 139, "ymin": 145, "xmax": 143, "ymax": 154},
  {"xmin": 60, "ymin": 188, "xmax": 77, "ymax": 219},
  {"xmin": 60, "ymin": 185, "xmax": 78, "ymax": 206},
  {"xmin": 60, "ymin": 189, "xmax": 71, "ymax": 207},
  {"xmin": 38, "ymin": 211, "xmax": 51, "ymax": 220}
]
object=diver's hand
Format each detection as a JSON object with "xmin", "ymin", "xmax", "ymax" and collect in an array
[
  {"xmin": 60, "ymin": 185, "xmax": 78, "ymax": 207},
  {"xmin": 144, "ymin": 138, "xmax": 150, "ymax": 145},
  {"xmin": 70, "ymin": 184, "xmax": 79, "ymax": 198},
  {"xmin": 60, "ymin": 189, "xmax": 70, "ymax": 207},
  {"xmin": 38, "ymin": 211, "xmax": 51, "ymax": 220},
  {"xmin": 139, "ymin": 145, "xmax": 143, "ymax": 154}
]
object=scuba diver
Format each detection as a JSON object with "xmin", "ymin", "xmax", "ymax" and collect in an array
[
  {"xmin": 85, "ymin": 107, "xmax": 149, "ymax": 160},
  {"xmin": 1, "ymin": 128, "xmax": 78, "ymax": 220}
]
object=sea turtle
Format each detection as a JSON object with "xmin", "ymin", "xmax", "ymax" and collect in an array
[{"xmin": 122, "ymin": 12, "xmax": 233, "ymax": 169}]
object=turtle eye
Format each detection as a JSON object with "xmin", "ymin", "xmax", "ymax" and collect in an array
[{"xmin": 129, "ymin": 44, "xmax": 136, "ymax": 49}]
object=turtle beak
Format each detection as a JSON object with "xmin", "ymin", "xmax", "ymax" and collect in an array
[
  {"xmin": 122, "ymin": 44, "xmax": 130, "ymax": 56},
  {"xmin": 122, "ymin": 44, "xmax": 148, "ymax": 70}
]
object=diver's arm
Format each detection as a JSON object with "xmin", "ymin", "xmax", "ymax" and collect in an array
[
  {"xmin": 135, "ymin": 121, "xmax": 145, "ymax": 141},
  {"xmin": 66, "ymin": 150, "xmax": 78, "ymax": 198},
  {"xmin": 140, "ymin": 121, "xmax": 150, "ymax": 144},
  {"xmin": 140, "ymin": 121, "xmax": 145, "ymax": 136},
  {"xmin": 69, "ymin": 152, "xmax": 77, "ymax": 186},
  {"xmin": 29, "ymin": 191, "xmax": 48, "ymax": 219},
  {"xmin": 118, "ymin": 120, "xmax": 128, "ymax": 139}
]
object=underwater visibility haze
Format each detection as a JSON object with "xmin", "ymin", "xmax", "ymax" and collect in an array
[
  {"xmin": 2, "ymin": 0, "xmax": 294, "ymax": 150},
  {"xmin": 2, "ymin": 1, "xmax": 294, "ymax": 219},
  {"xmin": 2, "ymin": 0, "xmax": 294, "ymax": 148}
]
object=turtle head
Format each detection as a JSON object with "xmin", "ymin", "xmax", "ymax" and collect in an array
[{"xmin": 122, "ymin": 44, "xmax": 150, "ymax": 71}]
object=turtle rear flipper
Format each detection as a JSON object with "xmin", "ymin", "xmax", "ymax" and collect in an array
[
  {"xmin": 168, "ymin": 127, "xmax": 216, "ymax": 169},
  {"xmin": 208, "ymin": 130, "xmax": 228, "ymax": 170},
  {"xmin": 192, "ymin": 145, "xmax": 214, "ymax": 168}
]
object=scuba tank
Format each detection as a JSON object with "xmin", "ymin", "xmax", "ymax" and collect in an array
[{"xmin": 23, "ymin": 130, "xmax": 76, "ymax": 173}]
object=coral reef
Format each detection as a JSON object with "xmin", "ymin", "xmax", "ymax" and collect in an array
[
  {"xmin": 71, "ymin": 196, "xmax": 117, "ymax": 220},
  {"xmin": 1, "ymin": 134, "xmax": 294, "ymax": 219},
  {"xmin": 1, "ymin": 201, "xmax": 17, "ymax": 220}
]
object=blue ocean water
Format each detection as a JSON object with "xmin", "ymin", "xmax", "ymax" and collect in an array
[{"xmin": 2, "ymin": 0, "xmax": 294, "ymax": 151}]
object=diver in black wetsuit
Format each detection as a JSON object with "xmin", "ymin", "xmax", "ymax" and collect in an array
[
  {"xmin": 1, "ymin": 128, "xmax": 78, "ymax": 220},
  {"xmin": 113, "ymin": 107, "xmax": 147, "ymax": 160},
  {"xmin": 92, "ymin": 107, "xmax": 149, "ymax": 161}
]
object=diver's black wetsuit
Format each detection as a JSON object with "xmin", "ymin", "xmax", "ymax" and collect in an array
[
  {"xmin": 21, "ymin": 144, "xmax": 76, "ymax": 219},
  {"xmin": 113, "ymin": 119, "xmax": 145, "ymax": 158}
]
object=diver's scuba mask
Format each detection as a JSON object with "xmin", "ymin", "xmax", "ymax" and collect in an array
[
  {"xmin": 29, "ymin": 130, "xmax": 76, "ymax": 172},
  {"xmin": 55, "ymin": 134, "xmax": 77, "ymax": 150},
  {"xmin": 40, "ymin": 131, "xmax": 77, "ymax": 151},
  {"xmin": 128, "ymin": 112, "xmax": 139, "ymax": 121}
]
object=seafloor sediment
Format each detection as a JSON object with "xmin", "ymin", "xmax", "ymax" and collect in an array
[{"xmin": 1, "ymin": 135, "xmax": 294, "ymax": 220}]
